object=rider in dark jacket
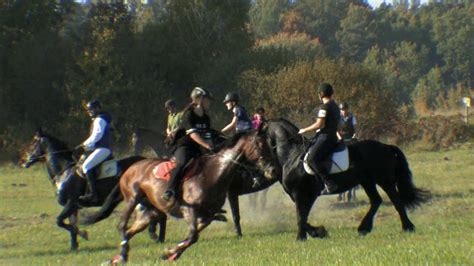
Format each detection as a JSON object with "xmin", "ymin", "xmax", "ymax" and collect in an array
[
  {"xmin": 162, "ymin": 87, "xmax": 214, "ymax": 201},
  {"xmin": 298, "ymin": 83, "xmax": 341, "ymax": 195}
]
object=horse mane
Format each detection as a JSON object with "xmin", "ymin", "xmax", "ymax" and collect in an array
[
  {"xmin": 270, "ymin": 118, "xmax": 300, "ymax": 134},
  {"xmin": 214, "ymin": 131, "xmax": 254, "ymax": 151},
  {"xmin": 41, "ymin": 133, "xmax": 70, "ymax": 151}
]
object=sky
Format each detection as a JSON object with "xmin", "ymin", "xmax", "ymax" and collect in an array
[{"xmin": 367, "ymin": 0, "xmax": 429, "ymax": 8}]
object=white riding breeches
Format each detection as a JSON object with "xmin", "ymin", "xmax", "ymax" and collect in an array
[{"xmin": 82, "ymin": 148, "xmax": 111, "ymax": 173}]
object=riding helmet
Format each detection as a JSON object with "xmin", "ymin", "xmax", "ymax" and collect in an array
[
  {"xmin": 223, "ymin": 92, "xmax": 240, "ymax": 103},
  {"xmin": 339, "ymin": 102, "xmax": 349, "ymax": 110},
  {"xmin": 86, "ymin": 99, "xmax": 101, "ymax": 110},
  {"xmin": 165, "ymin": 99, "xmax": 176, "ymax": 109},
  {"xmin": 190, "ymin": 87, "xmax": 213, "ymax": 99},
  {"xmin": 318, "ymin": 83, "xmax": 333, "ymax": 97}
]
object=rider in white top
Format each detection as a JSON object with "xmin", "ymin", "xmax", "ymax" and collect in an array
[{"xmin": 75, "ymin": 100, "xmax": 113, "ymax": 204}]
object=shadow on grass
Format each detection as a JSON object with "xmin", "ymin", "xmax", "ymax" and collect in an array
[{"xmin": 25, "ymin": 244, "xmax": 117, "ymax": 258}]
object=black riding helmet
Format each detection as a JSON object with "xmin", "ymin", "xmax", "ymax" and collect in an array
[
  {"xmin": 318, "ymin": 83, "xmax": 334, "ymax": 97},
  {"xmin": 86, "ymin": 99, "xmax": 101, "ymax": 110},
  {"xmin": 223, "ymin": 92, "xmax": 239, "ymax": 103},
  {"xmin": 190, "ymin": 87, "xmax": 214, "ymax": 100},
  {"xmin": 165, "ymin": 99, "xmax": 176, "ymax": 109}
]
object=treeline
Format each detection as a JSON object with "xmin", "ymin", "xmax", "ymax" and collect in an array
[{"xmin": 0, "ymin": 0, "xmax": 472, "ymax": 159}]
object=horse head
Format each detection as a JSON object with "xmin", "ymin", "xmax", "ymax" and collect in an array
[
  {"xmin": 20, "ymin": 129, "xmax": 46, "ymax": 168},
  {"xmin": 19, "ymin": 129, "xmax": 73, "ymax": 170}
]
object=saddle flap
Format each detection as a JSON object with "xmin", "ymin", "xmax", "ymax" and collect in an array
[
  {"xmin": 152, "ymin": 160, "xmax": 198, "ymax": 182},
  {"xmin": 98, "ymin": 159, "xmax": 118, "ymax": 179},
  {"xmin": 303, "ymin": 145, "xmax": 350, "ymax": 175}
]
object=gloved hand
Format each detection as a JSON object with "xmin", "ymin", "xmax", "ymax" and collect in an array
[{"xmin": 73, "ymin": 144, "xmax": 84, "ymax": 157}]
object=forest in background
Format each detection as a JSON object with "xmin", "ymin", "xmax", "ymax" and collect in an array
[{"xmin": 0, "ymin": 0, "xmax": 472, "ymax": 160}]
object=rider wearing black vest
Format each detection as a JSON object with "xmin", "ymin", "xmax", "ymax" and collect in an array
[
  {"xmin": 74, "ymin": 99, "xmax": 113, "ymax": 204},
  {"xmin": 298, "ymin": 83, "xmax": 341, "ymax": 195},
  {"xmin": 337, "ymin": 102, "xmax": 356, "ymax": 141},
  {"xmin": 162, "ymin": 87, "xmax": 214, "ymax": 201}
]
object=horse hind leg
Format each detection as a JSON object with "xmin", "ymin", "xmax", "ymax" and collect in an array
[
  {"xmin": 379, "ymin": 184, "xmax": 415, "ymax": 232},
  {"xmin": 358, "ymin": 182, "xmax": 382, "ymax": 235}
]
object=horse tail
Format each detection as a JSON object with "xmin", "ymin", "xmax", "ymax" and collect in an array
[
  {"xmin": 80, "ymin": 184, "xmax": 123, "ymax": 225},
  {"xmin": 391, "ymin": 145, "xmax": 430, "ymax": 209}
]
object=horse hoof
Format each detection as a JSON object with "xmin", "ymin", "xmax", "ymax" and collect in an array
[
  {"xmin": 358, "ymin": 230, "xmax": 370, "ymax": 236},
  {"xmin": 149, "ymin": 233, "xmax": 159, "ymax": 242},
  {"xmin": 403, "ymin": 226, "xmax": 415, "ymax": 233},
  {"xmin": 71, "ymin": 245, "xmax": 79, "ymax": 252},
  {"xmin": 79, "ymin": 230, "xmax": 89, "ymax": 240},
  {"xmin": 109, "ymin": 254, "xmax": 126, "ymax": 265},
  {"xmin": 309, "ymin": 226, "xmax": 328, "ymax": 238}
]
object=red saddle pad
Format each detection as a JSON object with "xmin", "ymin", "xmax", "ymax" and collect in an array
[{"xmin": 152, "ymin": 161, "xmax": 198, "ymax": 182}]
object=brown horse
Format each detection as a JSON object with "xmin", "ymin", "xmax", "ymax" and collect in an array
[{"xmin": 108, "ymin": 130, "xmax": 270, "ymax": 263}]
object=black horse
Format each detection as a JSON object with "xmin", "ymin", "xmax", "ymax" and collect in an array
[
  {"xmin": 19, "ymin": 129, "xmax": 165, "ymax": 250},
  {"xmin": 261, "ymin": 119, "xmax": 430, "ymax": 240}
]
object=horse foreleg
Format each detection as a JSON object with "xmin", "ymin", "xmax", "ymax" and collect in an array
[
  {"xmin": 148, "ymin": 209, "xmax": 167, "ymax": 243},
  {"xmin": 162, "ymin": 207, "xmax": 199, "ymax": 261},
  {"xmin": 379, "ymin": 185, "xmax": 415, "ymax": 232},
  {"xmin": 358, "ymin": 182, "xmax": 382, "ymax": 235},
  {"xmin": 115, "ymin": 199, "xmax": 139, "ymax": 263},
  {"xmin": 227, "ymin": 192, "xmax": 243, "ymax": 237},
  {"xmin": 69, "ymin": 211, "xmax": 88, "ymax": 241},
  {"xmin": 56, "ymin": 200, "xmax": 79, "ymax": 251}
]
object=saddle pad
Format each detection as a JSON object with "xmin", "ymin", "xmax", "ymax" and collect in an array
[
  {"xmin": 98, "ymin": 160, "xmax": 118, "ymax": 179},
  {"xmin": 303, "ymin": 147, "xmax": 350, "ymax": 175},
  {"xmin": 152, "ymin": 161, "xmax": 198, "ymax": 182}
]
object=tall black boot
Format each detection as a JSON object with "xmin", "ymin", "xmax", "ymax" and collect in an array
[
  {"xmin": 79, "ymin": 170, "xmax": 99, "ymax": 204},
  {"xmin": 162, "ymin": 174, "xmax": 180, "ymax": 201},
  {"xmin": 319, "ymin": 173, "xmax": 338, "ymax": 195}
]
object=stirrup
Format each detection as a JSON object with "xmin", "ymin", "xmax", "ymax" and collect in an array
[{"xmin": 162, "ymin": 190, "xmax": 175, "ymax": 201}]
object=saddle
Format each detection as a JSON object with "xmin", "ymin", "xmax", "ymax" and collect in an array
[
  {"xmin": 152, "ymin": 159, "xmax": 199, "ymax": 182},
  {"xmin": 76, "ymin": 155, "xmax": 118, "ymax": 180},
  {"xmin": 303, "ymin": 141, "xmax": 349, "ymax": 175}
]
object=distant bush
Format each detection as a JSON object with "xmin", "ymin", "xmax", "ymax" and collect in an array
[
  {"xmin": 387, "ymin": 115, "xmax": 471, "ymax": 150},
  {"xmin": 239, "ymin": 58, "xmax": 400, "ymax": 139}
]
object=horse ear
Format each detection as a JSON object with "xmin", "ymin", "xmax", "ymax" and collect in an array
[{"xmin": 35, "ymin": 127, "xmax": 44, "ymax": 137}]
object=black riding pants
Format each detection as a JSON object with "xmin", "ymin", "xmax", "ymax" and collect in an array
[
  {"xmin": 166, "ymin": 146, "xmax": 201, "ymax": 191},
  {"xmin": 307, "ymin": 134, "xmax": 337, "ymax": 176}
]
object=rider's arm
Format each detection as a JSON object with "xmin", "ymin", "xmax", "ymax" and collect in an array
[
  {"xmin": 298, "ymin": 117, "xmax": 325, "ymax": 134},
  {"xmin": 189, "ymin": 132, "xmax": 212, "ymax": 150},
  {"xmin": 352, "ymin": 116, "xmax": 357, "ymax": 138},
  {"xmin": 221, "ymin": 116, "xmax": 237, "ymax": 134},
  {"xmin": 83, "ymin": 117, "xmax": 106, "ymax": 151}
]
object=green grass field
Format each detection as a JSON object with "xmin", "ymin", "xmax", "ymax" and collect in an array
[{"xmin": 1, "ymin": 145, "xmax": 473, "ymax": 265}]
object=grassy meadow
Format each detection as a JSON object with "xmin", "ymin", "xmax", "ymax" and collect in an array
[{"xmin": 0, "ymin": 144, "xmax": 473, "ymax": 265}]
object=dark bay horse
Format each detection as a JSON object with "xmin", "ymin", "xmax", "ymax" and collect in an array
[
  {"xmin": 19, "ymin": 130, "xmax": 164, "ymax": 250},
  {"xmin": 108, "ymin": 130, "xmax": 270, "ymax": 263},
  {"xmin": 261, "ymin": 119, "xmax": 430, "ymax": 240},
  {"xmin": 87, "ymin": 133, "xmax": 279, "ymax": 238}
]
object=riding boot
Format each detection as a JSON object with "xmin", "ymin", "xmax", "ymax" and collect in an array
[
  {"xmin": 162, "ymin": 175, "xmax": 179, "ymax": 201},
  {"xmin": 319, "ymin": 173, "xmax": 338, "ymax": 195},
  {"xmin": 79, "ymin": 170, "xmax": 99, "ymax": 204}
]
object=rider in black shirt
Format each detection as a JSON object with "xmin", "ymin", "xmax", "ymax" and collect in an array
[
  {"xmin": 162, "ymin": 87, "xmax": 214, "ymax": 201},
  {"xmin": 298, "ymin": 83, "xmax": 341, "ymax": 195}
]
